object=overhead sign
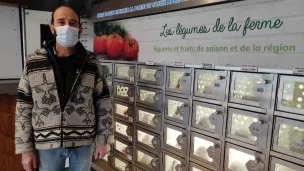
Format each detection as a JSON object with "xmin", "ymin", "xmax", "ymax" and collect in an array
[{"xmin": 92, "ymin": 0, "xmax": 237, "ymax": 21}]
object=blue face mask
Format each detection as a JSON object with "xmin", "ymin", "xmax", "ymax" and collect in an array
[{"xmin": 55, "ymin": 26, "xmax": 79, "ymax": 47}]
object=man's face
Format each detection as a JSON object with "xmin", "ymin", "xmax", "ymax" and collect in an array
[{"xmin": 50, "ymin": 6, "xmax": 82, "ymax": 35}]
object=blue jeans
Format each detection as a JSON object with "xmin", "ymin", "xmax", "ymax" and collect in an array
[{"xmin": 38, "ymin": 144, "xmax": 93, "ymax": 171}]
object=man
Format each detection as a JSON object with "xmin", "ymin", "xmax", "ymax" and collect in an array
[{"xmin": 15, "ymin": 5, "xmax": 114, "ymax": 171}]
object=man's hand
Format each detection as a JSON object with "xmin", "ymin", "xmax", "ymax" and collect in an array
[
  {"xmin": 22, "ymin": 151, "xmax": 37, "ymax": 171},
  {"xmin": 95, "ymin": 144, "xmax": 111, "ymax": 160}
]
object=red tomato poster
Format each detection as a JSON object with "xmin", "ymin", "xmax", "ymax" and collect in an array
[{"xmin": 94, "ymin": 22, "xmax": 139, "ymax": 61}]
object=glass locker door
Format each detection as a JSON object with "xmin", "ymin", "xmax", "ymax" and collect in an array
[
  {"xmin": 190, "ymin": 132, "xmax": 221, "ymax": 169},
  {"xmin": 166, "ymin": 67, "xmax": 192, "ymax": 95},
  {"xmin": 114, "ymin": 137, "xmax": 133, "ymax": 161},
  {"xmin": 273, "ymin": 117, "xmax": 304, "ymax": 160},
  {"xmin": 163, "ymin": 151, "xmax": 187, "ymax": 171},
  {"xmin": 136, "ymin": 86, "xmax": 163, "ymax": 111},
  {"xmin": 165, "ymin": 96, "xmax": 190, "ymax": 126},
  {"xmin": 111, "ymin": 155, "xmax": 132, "ymax": 171},
  {"xmin": 135, "ymin": 107, "xmax": 162, "ymax": 132},
  {"xmin": 277, "ymin": 75, "xmax": 304, "ymax": 115},
  {"xmin": 194, "ymin": 69, "xmax": 228, "ymax": 101},
  {"xmin": 192, "ymin": 101, "xmax": 224, "ymax": 135},
  {"xmin": 114, "ymin": 63, "xmax": 135, "ymax": 82},
  {"xmin": 189, "ymin": 162, "xmax": 212, "ymax": 171},
  {"xmin": 227, "ymin": 108, "xmax": 270, "ymax": 148},
  {"xmin": 230, "ymin": 72, "xmax": 274, "ymax": 109},
  {"xmin": 225, "ymin": 143, "xmax": 266, "ymax": 171},
  {"xmin": 114, "ymin": 82, "xmax": 135, "ymax": 103},
  {"xmin": 270, "ymin": 157, "xmax": 304, "ymax": 171},
  {"xmin": 114, "ymin": 101, "xmax": 134, "ymax": 123},
  {"xmin": 137, "ymin": 65, "xmax": 164, "ymax": 86},
  {"xmin": 135, "ymin": 147, "xmax": 160, "ymax": 171},
  {"xmin": 164, "ymin": 124, "xmax": 188, "ymax": 156},
  {"xmin": 114, "ymin": 119, "xmax": 133, "ymax": 142},
  {"xmin": 135, "ymin": 127, "xmax": 161, "ymax": 154}
]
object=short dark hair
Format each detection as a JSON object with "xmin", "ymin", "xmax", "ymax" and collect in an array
[{"xmin": 51, "ymin": 5, "xmax": 81, "ymax": 26}]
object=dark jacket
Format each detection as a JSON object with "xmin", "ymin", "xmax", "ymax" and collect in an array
[{"xmin": 15, "ymin": 41, "xmax": 114, "ymax": 154}]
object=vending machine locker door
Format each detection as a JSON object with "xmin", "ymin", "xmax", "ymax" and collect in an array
[
  {"xmin": 163, "ymin": 151, "xmax": 187, "ymax": 171},
  {"xmin": 227, "ymin": 108, "xmax": 270, "ymax": 148},
  {"xmin": 135, "ymin": 146, "xmax": 160, "ymax": 171},
  {"xmin": 189, "ymin": 162, "xmax": 212, "ymax": 171},
  {"xmin": 114, "ymin": 101, "xmax": 134, "ymax": 123},
  {"xmin": 225, "ymin": 143, "xmax": 266, "ymax": 171},
  {"xmin": 164, "ymin": 124, "xmax": 188, "ymax": 156},
  {"xmin": 135, "ymin": 127, "xmax": 161, "ymax": 155},
  {"xmin": 136, "ymin": 107, "xmax": 162, "ymax": 132},
  {"xmin": 230, "ymin": 72, "xmax": 274, "ymax": 109},
  {"xmin": 270, "ymin": 157, "xmax": 304, "ymax": 171},
  {"xmin": 101, "ymin": 62, "xmax": 113, "ymax": 80},
  {"xmin": 273, "ymin": 117, "xmax": 304, "ymax": 160},
  {"xmin": 165, "ymin": 96, "xmax": 190, "ymax": 126},
  {"xmin": 194, "ymin": 70, "xmax": 228, "ymax": 101},
  {"xmin": 114, "ymin": 63, "xmax": 136, "ymax": 82},
  {"xmin": 114, "ymin": 119, "xmax": 133, "ymax": 142},
  {"xmin": 114, "ymin": 137, "xmax": 133, "ymax": 161},
  {"xmin": 111, "ymin": 155, "xmax": 132, "ymax": 171},
  {"xmin": 114, "ymin": 82, "xmax": 135, "ymax": 103},
  {"xmin": 192, "ymin": 101, "xmax": 224, "ymax": 135},
  {"xmin": 166, "ymin": 67, "xmax": 192, "ymax": 95},
  {"xmin": 190, "ymin": 132, "xmax": 221, "ymax": 169},
  {"xmin": 136, "ymin": 86, "xmax": 163, "ymax": 110},
  {"xmin": 277, "ymin": 75, "xmax": 304, "ymax": 115},
  {"xmin": 137, "ymin": 65, "xmax": 164, "ymax": 86}
]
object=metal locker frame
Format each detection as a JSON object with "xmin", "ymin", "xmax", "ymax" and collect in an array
[
  {"xmin": 136, "ymin": 86, "xmax": 163, "ymax": 111},
  {"xmin": 113, "ymin": 100, "xmax": 135, "ymax": 123},
  {"xmin": 192, "ymin": 101, "xmax": 225, "ymax": 136},
  {"xmin": 272, "ymin": 116, "xmax": 304, "ymax": 161},
  {"xmin": 269, "ymin": 157, "xmax": 304, "ymax": 171},
  {"xmin": 276, "ymin": 75, "xmax": 304, "ymax": 115},
  {"xmin": 114, "ymin": 63, "xmax": 136, "ymax": 83},
  {"xmin": 134, "ymin": 126, "xmax": 162, "ymax": 155},
  {"xmin": 166, "ymin": 67, "xmax": 192, "ymax": 95},
  {"xmin": 189, "ymin": 132, "xmax": 222, "ymax": 170},
  {"xmin": 137, "ymin": 64, "xmax": 165, "ymax": 87},
  {"xmin": 113, "ymin": 81, "xmax": 135, "ymax": 103},
  {"xmin": 164, "ymin": 95, "xmax": 191, "ymax": 127},
  {"xmin": 134, "ymin": 106, "xmax": 162, "ymax": 133},
  {"xmin": 113, "ymin": 136, "xmax": 133, "ymax": 162},
  {"xmin": 189, "ymin": 162, "xmax": 212, "ymax": 171},
  {"xmin": 194, "ymin": 69, "xmax": 228, "ymax": 101},
  {"xmin": 134, "ymin": 146, "xmax": 160, "ymax": 171}
]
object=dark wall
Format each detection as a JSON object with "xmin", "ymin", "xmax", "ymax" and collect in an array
[{"xmin": 28, "ymin": 0, "xmax": 93, "ymax": 17}]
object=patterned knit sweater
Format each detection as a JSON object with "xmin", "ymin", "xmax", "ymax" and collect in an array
[{"xmin": 15, "ymin": 44, "xmax": 114, "ymax": 154}]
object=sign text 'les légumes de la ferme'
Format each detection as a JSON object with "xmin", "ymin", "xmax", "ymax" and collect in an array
[{"xmin": 160, "ymin": 17, "xmax": 284, "ymax": 39}]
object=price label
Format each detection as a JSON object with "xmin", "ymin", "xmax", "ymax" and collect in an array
[
  {"xmin": 127, "ymin": 155, "xmax": 132, "ymax": 160},
  {"xmin": 129, "ymin": 77, "xmax": 135, "ymax": 82},
  {"xmin": 146, "ymin": 61, "xmax": 154, "ymax": 65},
  {"xmin": 202, "ymin": 63, "xmax": 214, "ymax": 69},
  {"xmin": 293, "ymin": 67, "xmax": 304, "ymax": 75},
  {"xmin": 129, "ymin": 97, "xmax": 134, "ymax": 102},
  {"xmin": 174, "ymin": 62, "xmax": 185, "ymax": 68},
  {"xmin": 128, "ymin": 117, "xmax": 133, "ymax": 122},
  {"xmin": 241, "ymin": 64, "xmax": 258, "ymax": 72}
]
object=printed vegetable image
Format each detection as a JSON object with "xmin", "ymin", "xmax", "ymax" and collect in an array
[
  {"xmin": 106, "ymin": 34, "xmax": 124, "ymax": 59},
  {"xmin": 94, "ymin": 35, "xmax": 108, "ymax": 54},
  {"xmin": 124, "ymin": 38, "xmax": 139, "ymax": 60},
  {"xmin": 94, "ymin": 22, "xmax": 139, "ymax": 61}
]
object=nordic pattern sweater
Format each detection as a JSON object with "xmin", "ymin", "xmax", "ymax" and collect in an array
[{"xmin": 15, "ymin": 43, "xmax": 114, "ymax": 154}]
